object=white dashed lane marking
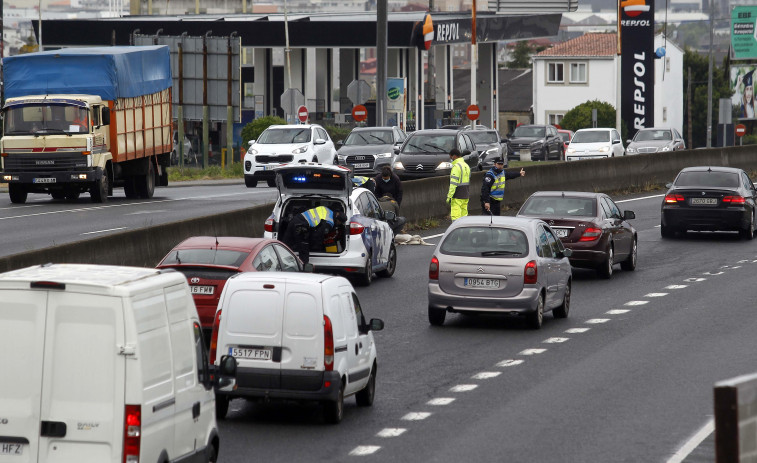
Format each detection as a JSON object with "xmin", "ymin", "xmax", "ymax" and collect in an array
[
  {"xmin": 472, "ymin": 372, "xmax": 501, "ymax": 379},
  {"xmin": 666, "ymin": 285, "xmax": 688, "ymax": 289},
  {"xmin": 625, "ymin": 301, "xmax": 648, "ymax": 306},
  {"xmin": 586, "ymin": 318, "xmax": 610, "ymax": 324},
  {"xmin": 684, "ymin": 278, "xmax": 706, "ymax": 282},
  {"xmin": 645, "ymin": 293, "xmax": 668, "ymax": 297},
  {"xmin": 450, "ymin": 384, "xmax": 478, "ymax": 392},
  {"xmin": 427, "ymin": 398, "xmax": 455, "ymax": 406},
  {"xmin": 350, "ymin": 446, "xmax": 381, "ymax": 456},
  {"xmin": 519, "ymin": 348, "xmax": 547, "ymax": 355},
  {"xmin": 401, "ymin": 412, "xmax": 432, "ymax": 421},
  {"xmin": 565, "ymin": 327, "xmax": 590, "ymax": 333},
  {"xmin": 543, "ymin": 337, "xmax": 569, "ymax": 344},
  {"xmin": 606, "ymin": 309, "xmax": 631, "ymax": 315},
  {"xmin": 702, "ymin": 271, "xmax": 724, "ymax": 276},
  {"xmin": 377, "ymin": 428, "xmax": 407, "ymax": 438},
  {"xmin": 497, "ymin": 359, "xmax": 524, "ymax": 367}
]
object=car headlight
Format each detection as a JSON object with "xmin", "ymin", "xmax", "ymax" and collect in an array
[
  {"xmin": 627, "ymin": 147, "xmax": 636, "ymax": 153},
  {"xmin": 393, "ymin": 161, "xmax": 405, "ymax": 170},
  {"xmin": 376, "ymin": 152, "xmax": 392, "ymax": 158},
  {"xmin": 598, "ymin": 146, "xmax": 610, "ymax": 153},
  {"xmin": 661, "ymin": 146, "xmax": 670, "ymax": 152},
  {"xmin": 337, "ymin": 154, "xmax": 346, "ymax": 162},
  {"xmin": 292, "ymin": 145, "xmax": 309, "ymax": 154},
  {"xmin": 567, "ymin": 148, "xmax": 576, "ymax": 154},
  {"xmin": 531, "ymin": 141, "xmax": 543, "ymax": 148},
  {"xmin": 249, "ymin": 148, "xmax": 258, "ymax": 155},
  {"xmin": 437, "ymin": 161, "xmax": 452, "ymax": 170}
]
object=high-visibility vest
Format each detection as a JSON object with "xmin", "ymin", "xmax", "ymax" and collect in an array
[
  {"xmin": 487, "ymin": 168, "xmax": 506, "ymax": 201},
  {"xmin": 301, "ymin": 206, "xmax": 334, "ymax": 227},
  {"xmin": 352, "ymin": 176, "xmax": 371, "ymax": 187},
  {"xmin": 449, "ymin": 157, "xmax": 470, "ymax": 199}
]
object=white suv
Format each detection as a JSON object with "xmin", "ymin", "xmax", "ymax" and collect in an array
[
  {"xmin": 565, "ymin": 128, "xmax": 625, "ymax": 161},
  {"xmin": 263, "ymin": 164, "xmax": 397, "ymax": 286},
  {"xmin": 244, "ymin": 124, "xmax": 337, "ymax": 187}
]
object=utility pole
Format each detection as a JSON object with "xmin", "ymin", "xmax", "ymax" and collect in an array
[
  {"xmin": 687, "ymin": 67, "xmax": 692, "ymax": 149},
  {"xmin": 376, "ymin": 0, "xmax": 387, "ymax": 126},
  {"xmin": 706, "ymin": 0, "xmax": 714, "ymax": 148}
]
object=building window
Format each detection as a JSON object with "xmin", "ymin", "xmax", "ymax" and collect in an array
[
  {"xmin": 569, "ymin": 63, "xmax": 587, "ymax": 83},
  {"xmin": 548, "ymin": 63, "xmax": 564, "ymax": 83},
  {"xmin": 548, "ymin": 113, "xmax": 564, "ymax": 126}
]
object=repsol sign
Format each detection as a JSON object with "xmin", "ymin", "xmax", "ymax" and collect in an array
[
  {"xmin": 432, "ymin": 20, "xmax": 472, "ymax": 45},
  {"xmin": 620, "ymin": 0, "xmax": 655, "ymax": 139}
]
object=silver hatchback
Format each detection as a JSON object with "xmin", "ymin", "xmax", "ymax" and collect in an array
[{"xmin": 427, "ymin": 216, "xmax": 573, "ymax": 329}]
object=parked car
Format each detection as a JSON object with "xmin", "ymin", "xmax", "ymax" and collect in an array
[
  {"xmin": 392, "ymin": 128, "xmax": 480, "ymax": 180},
  {"xmin": 244, "ymin": 124, "xmax": 337, "ymax": 188},
  {"xmin": 557, "ymin": 129, "xmax": 574, "ymax": 152},
  {"xmin": 264, "ymin": 164, "xmax": 397, "ymax": 286},
  {"xmin": 626, "ymin": 127, "xmax": 686, "ymax": 154},
  {"xmin": 517, "ymin": 191, "xmax": 637, "ymax": 278},
  {"xmin": 210, "ymin": 272, "xmax": 384, "ymax": 423},
  {"xmin": 505, "ymin": 124, "xmax": 563, "ymax": 161},
  {"xmin": 171, "ymin": 130, "xmax": 197, "ymax": 166},
  {"xmin": 661, "ymin": 166, "xmax": 757, "ymax": 239},
  {"xmin": 463, "ymin": 126, "xmax": 508, "ymax": 169},
  {"xmin": 565, "ymin": 128, "xmax": 625, "ymax": 161},
  {"xmin": 427, "ymin": 216, "xmax": 573, "ymax": 329},
  {"xmin": 0, "ymin": 263, "xmax": 237, "ymax": 463},
  {"xmin": 336, "ymin": 126, "xmax": 407, "ymax": 175},
  {"xmin": 156, "ymin": 236, "xmax": 303, "ymax": 340}
]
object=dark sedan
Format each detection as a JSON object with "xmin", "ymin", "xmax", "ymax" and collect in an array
[
  {"xmin": 517, "ymin": 191, "xmax": 637, "ymax": 279},
  {"xmin": 156, "ymin": 237, "xmax": 302, "ymax": 339},
  {"xmin": 661, "ymin": 166, "xmax": 757, "ymax": 239},
  {"xmin": 336, "ymin": 126, "xmax": 406, "ymax": 175},
  {"xmin": 392, "ymin": 129, "xmax": 480, "ymax": 180}
]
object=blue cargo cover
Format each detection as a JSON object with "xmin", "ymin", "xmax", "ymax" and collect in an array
[{"xmin": 3, "ymin": 46, "xmax": 172, "ymax": 100}]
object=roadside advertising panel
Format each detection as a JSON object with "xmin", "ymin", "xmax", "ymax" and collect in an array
[
  {"xmin": 620, "ymin": 0, "xmax": 655, "ymax": 141},
  {"xmin": 731, "ymin": 65, "xmax": 757, "ymax": 120},
  {"xmin": 731, "ymin": 6, "xmax": 757, "ymax": 61}
]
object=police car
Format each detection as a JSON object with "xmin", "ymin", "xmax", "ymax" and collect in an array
[{"xmin": 263, "ymin": 164, "xmax": 397, "ymax": 286}]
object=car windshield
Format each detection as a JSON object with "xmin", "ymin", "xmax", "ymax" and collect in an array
[
  {"xmin": 257, "ymin": 128, "xmax": 312, "ymax": 144},
  {"xmin": 161, "ymin": 249, "xmax": 249, "ymax": 267},
  {"xmin": 512, "ymin": 126, "xmax": 545, "ymax": 138},
  {"xmin": 572, "ymin": 131, "xmax": 610, "ymax": 143},
  {"xmin": 467, "ymin": 132, "xmax": 498, "ymax": 144},
  {"xmin": 634, "ymin": 130, "xmax": 672, "ymax": 142},
  {"xmin": 402, "ymin": 134, "xmax": 455, "ymax": 154},
  {"xmin": 440, "ymin": 226, "xmax": 529, "ymax": 257},
  {"xmin": 520, "ymin": 197, "xmax": 597, "ymax": 217},
  {"xmin": 3, "ymin": 102, "xmax": 89, "ymax": 135},
  {"xmin": 674, "ymin": 171, "xmax": 740, "ymax": 188},
  {"xmin": 344, "ymin": 130, "xmax": 393, "ymax": 145}
]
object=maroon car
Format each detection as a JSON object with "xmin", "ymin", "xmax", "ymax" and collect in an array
[
  {"xmin": 156, "ymin": 237, "xmax": 302, "ymax": 338},
  {"xmin": 517, "ymin": 191, "xmax": 637, "ymax": 278}
]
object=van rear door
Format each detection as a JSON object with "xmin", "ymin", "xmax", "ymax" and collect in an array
[{"xmin": 280, "ymin": 281, "xmax": 324, "ymax": 385}]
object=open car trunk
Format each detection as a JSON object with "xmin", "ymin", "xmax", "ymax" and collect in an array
[{"xmin": 277, "ymin": 197, "xmax": 348, "ymax": 255}]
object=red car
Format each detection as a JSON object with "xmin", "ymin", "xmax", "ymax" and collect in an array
[
  {"xmin": 557, "ymin": 129, "xmax": 574, "ymax": 156},
  {"xmin": 156, "ymin": 237, "xmax": 303, "ymax": 338}
]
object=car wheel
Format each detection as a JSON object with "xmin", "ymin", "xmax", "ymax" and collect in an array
[
  {"xmin": 553, "ymin": 280, "xmax": 570, "ymax": 319},
  {"xmin": 541, "ymin": 147, "xmax": 548, "ymax": 161},
  {"xmin": 740, "ymin": 212, "xmax": 755, "ymax": 240},
  {"xmin": 527, "ymin": 293, "xmax": 544, "ymax": 329},
  {"xmin": 267, "ymin": 178, "xmax": 277, "ymax": 187},
  {"xmin": 559, "ymin": 146, "xmax": 565, "ymax": 161},
  {"xmin": 620, "ymin": 237, "xmax": 637, "ymax": 271},
  {"xmin": 597, "ymin": 245, "xmax": 613, "ymax": 279},
  {"xmin": 356, "ymin": 256, "xmax": 373, "ymax": 286},
  {"xmin": 377, "ymin": 244, "xmax": 396, "ymax": 278},
  {"xmin": 660, "ymin": 224, "xmax": 675, "ymax": 239},
  {"xmin": 244, "ymin": 177, "xmax": 258, "ymax": 188},
  {"xmin": 215, "ymin": 395, "xmax": 229, "ymax": 420},
  {"xmin": 323, "ymin": 380, "xmax": 344, "ymax": 424},
  {"xmin": 123, "ymin": 176, "xmax": 138, "ymax": 199},
  {"xmin": 428, "ymin": 305, "xmax": 446, "ymax": 326},
  {"xmin": 355, "ymin": 366, "xmax": 376, "ymax": 407}
]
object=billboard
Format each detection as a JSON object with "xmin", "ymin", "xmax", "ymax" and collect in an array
[
  {"xmin": 731, "ymin": 65, "xmax": 757, "ymax": 120},
  {"xmin": 620, "ymin": 0, "xmax": 655, "ymax": 140},
  {"xmin": 731, "ymin": 6, "xmax": 757, "ymax": 61}
]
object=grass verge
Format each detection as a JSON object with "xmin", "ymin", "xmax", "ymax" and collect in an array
[{"xmin": 167, "ymin": 163, "xmax": 244, "ymax": 182}]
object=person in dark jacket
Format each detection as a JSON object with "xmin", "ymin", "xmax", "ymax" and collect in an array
[
  {"xmin": 374, "ymin": 166, "xmax": 403, "ymax": 205},
  {"xmin": 281, "ymin": 206, "xmax": 347, "ymax": 265},
  {"xmin": 481, "ymin": 157, "xmax": 525, "ymax": 216}
]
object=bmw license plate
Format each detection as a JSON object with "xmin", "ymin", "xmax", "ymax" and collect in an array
[
  {"xmin": 464, "ymin": 278, "xmax": 500, "ymax": 288},
  {"xmin": 33, "ymin": 177, "xmax": 56, "ymax": 183},
  {"xmin": 690, "ymin": 198, "xmax": 717, "ymax": 205},
  {"xmin": 190, "ymin": 285, "xmax": 214, "ymax": 295},
  {"xmin": 229, "ymin": 346, "xmax": 272, "ymax": 360},
  {"xmin": 353, "ymin": 163, "xmax": 370, "ymax": 168}
]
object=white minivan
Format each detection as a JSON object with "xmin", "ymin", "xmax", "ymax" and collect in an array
[
  {"xmin": 0, "ymin": 263, "xmax": 237, "ymax": 463},
  {"xmin": 210, "ymin": 272, "xmax": 384, "ymax": 424}
]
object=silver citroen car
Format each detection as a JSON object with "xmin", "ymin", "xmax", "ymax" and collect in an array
[{"xmin": 427, "ymin": 216, "xmax": 573, "ymax": 329}]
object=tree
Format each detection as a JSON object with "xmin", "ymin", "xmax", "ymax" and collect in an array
[
  {"xmin": 683, "ymin": 48, "xmax": 733, "ymax": 148},
  {"xmin": 241, "ymin": 115, "xmax": 286, "ymax": 148},
  {"xmin": 560, "ymin": 100, "xmax": 627, "ymax": 140},
  {"xmin": 507, "ymin": 41, "xmax": 534, "ymax": 69}
]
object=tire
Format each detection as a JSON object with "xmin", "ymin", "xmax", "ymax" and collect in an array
[
  {"xmin": 428, "ymin": 305, "xmax": 446, "ymax": 326},
  {"xmin": 559, "ymin": 146, "xmax": 565, "ymax": 161},
  {"xmin": 356, "ymin": 256, "xmax": 373, "ymax": 287},
  {"xmin": 355, "ymin": 366, "xmax": 376, "ymax": 407},
  {"xmin": 553, "ymin": 281, "xmax": 570, "ymax": 319},
  {"xmin": 541, "ymin": 147, "xmax": 548, "ymax": 161},
  {"xmin": 9, "ymin": 184, "xmax": 27, "ymax": 204},
  {"xmin": 660, "ymin": 224, "xmax": 675, "ymax": 239},
  {"xmin": 741, "ymin": 212, "xmax": 755, "ymax": 240},
  {"xmin": 123, "ymin": 176, "xmax": 138, "ymax": 199},
  {"xmin": 267, "ymin": 178, "xmax": 277, "ymax": 187},
  {"xmin": 597, "ymin": 245, "xmax": 613, "ymax": 279},
  {"xmin": 323, "ymin": 381, "xmax": 344, "ymax": 424},
  {"xmin": 90, "ymin": 169, "xmax": 108, "ymax": 203},
  {"xmin": 207, "ymin": 444, "xmax": 218, "ymax": 463},
  {"xmin": 244, "ymin": 177, "xmax": 258, "ymax": 188},
  {"xmin": 65, "ymin": 191, "xmax": 80, "ymax": 201},
  {"xmin": 620, "ymin": 237, "xmax": 637, "ymax": 271},
  {"xmin": 377, "ymin": 244, "xmax": 396, "ymax": 278},
  {"xmin": 527, "ymin": 293, "xmax": 544, "ymax": 329},
  {"xmin": 215, "ymin": 395, "xmax": 229, "ymax": 420},
  {"xmin": 136, "ymin": 159, "xmax": 155, "ymax": 199},
  {"xmin": 51, "ymin": 191, "xmax": 66, "ymax": 200}
]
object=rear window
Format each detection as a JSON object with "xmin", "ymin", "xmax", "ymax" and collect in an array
[
  {"xmin": 161, "ymin": 249, "xmax": 248, "ymax": 267},
  {"xmin": 572, "ymin": 130, "xmax": 610, "ymax": 143},
  {"xmin": 440, "ymin": 226, "xmax": 528, "ymax": 258},
  {"xmin": 281, "ymin": 170, "xmax": 346, "ymax": 191},
  {"xmin": 675, "ymin": 171, "xmax": 740, "ymax": 188},
  {"xmin": 520, "ymin": 196, "xmax": 596, "ymax": 217},
  {"xmin": 467, "ymin": 131, "xmax": 498, "ymax": 144}
]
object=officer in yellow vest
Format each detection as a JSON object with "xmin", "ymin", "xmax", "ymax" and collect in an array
[
  {"xmin": 481, "ymin": 157, "xmax": 526, "ymax": 216},
  {"xmin": 446, "ymin": 148, "xmax": 471, "ymax": 220},
  {"xmin": 281, "ymin": 206, "xmax": 347, "ymax": 264}
]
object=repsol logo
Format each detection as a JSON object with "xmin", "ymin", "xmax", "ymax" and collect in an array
[
  {"xmin": 632, "ymin": 51, "xmax": 647, "ymax": 130},
  {"xmin": 436, "ymin": 23, "xmax": 460, "ymax": 42},
  {"xmin": 621, "ymin": 20, "xmax": 651, "ymax": 26}
]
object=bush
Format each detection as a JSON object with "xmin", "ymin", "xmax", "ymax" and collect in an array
[
  {"xmin": 560, "ymin": 100, "xmax": 628, "ymax": 141},
  {"xmin": 742, "ymin": 134, "xmax": 757, "ymax": 145},
  {"xmin": 325, "ymin": 125, "xmax": 352, "ymax": 143},
  {"xmin": 241, "ymin": 116, "xmax": 286, "ymax": 148}
]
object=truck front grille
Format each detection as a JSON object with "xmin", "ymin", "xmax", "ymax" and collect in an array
[{"xmin": 3, "ymin": 152, "xmax": 87, "ymax": 172}]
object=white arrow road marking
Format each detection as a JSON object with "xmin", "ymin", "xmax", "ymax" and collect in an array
[
  {"xmin": 645, "ymin": 293, "xmax": 668, "ymax": 297},
  {"xmin": 350, "ymin": 446, "xmax": 381, "ymax": 456},
  {"xmin": 377, "ymin": 428, "xmax": 407, "ymax": 438},
  {"xmin": 519, "ymin": 348, "xmax": 547, "ymax": 355},
  {"xmin": 586, "ymin": 318, "xmax": 610, "ymax": 324},
  {"xmin": 606, "ymin": 309, "xmax": 631, "ymax": 315},
  {"xmin": 625, "ymin": 301, "xmax": 648, "ymax": 306},
  {"xmin": 472, "ymin": 372, "xmax": 501, "ymax": 379},
  {"xmin": 666, "ymin": 285, "xmax": 688, "ymax": 289},
  {"xmin": 427, "ymin": 398, "xmax": 455, "ymax": 406},
  {"xmin": 401, "ymin": 412, "xmax": 432, "ymax": 421},
  {"xmin": 543, "ymin": 337, "xmax": 569, "ymax": 343},
  {"xmin": 565, "ymin": 327, "xmax": 590, "ymax": 333},
  {"xmin": 497, "ymin": 359, "xmax": 525, "ymax": 367},
  {"xmin": 450, "ymin": 384, "xmax": 478, "ymax": 392}
]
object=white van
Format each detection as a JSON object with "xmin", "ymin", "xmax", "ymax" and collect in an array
[
  {"xmin": 210, "ymin": 272, "xmax": 384, "ymax": 424},
  {"xmin": 0, "ymin": 263, "xmax": 237, "ymax": 463}
]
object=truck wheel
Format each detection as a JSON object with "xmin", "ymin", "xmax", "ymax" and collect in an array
[
  {"xmin": 51, "ymin": 191, "xmax": 65, "ymax": 200},
  {"xmin": 9, "ymin": 184, "xmax": 28, "ymax": 204},
  {"xmin": 90, "ymin": 170, "xmax": 108, "ymax": 203},
  {"xmin": 136, "ymin": 159, "xmax": 155, "ymax": 199},
  {"xmin": 123, "ymin": 176, "xmax": 138, "ymax": 199},
  {"xmin": 65, "ymin": 191, "xmax": 80, "ymax": 201}
]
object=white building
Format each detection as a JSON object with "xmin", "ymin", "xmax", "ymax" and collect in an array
[{"xmin": 531, "ymin": 32, "xmax": 683, "ymax": 135}]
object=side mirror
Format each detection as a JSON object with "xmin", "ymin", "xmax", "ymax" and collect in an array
[
  {"xmin": 336, "ymin": 140, "xmax": 343, "ymax": 148},
  {"xmin": 665, "ymin": 182, "xmax": 673, "ymax": 188},
  {"xmin": 248, "ymin": 140, "xmax": 255, "ymax": 147},
  {"xmin": 369, "ymin": 318, "xmax": 384, "ymax": 331},
  {"xmin": 626, "ymin": 139, "xmax": 632, "ymax": 145},
  {"xmin": 303, "ymin": 263, "xmax": 315, "ymax": 273},
  {"xmin": 102, "ymin": 109, "xmax": 111, "ymax": 125},
  {"xmin": 507, "ymin": 132, "xmax": 513, "ymax": 138},
  {"xmin": 546, "ymin": 134, "xmax": 553, "ymax": 139},
  {"xmin": 560, "ymin": 248, "xmax": 573, "ymax": 258},
  {"xmin": 393, "ymin": 147, "xmax": 400, "ymax": 154},
  {"xmin": 501, "ymin": 138, "xmax": 508, "ymax": 143},
  {"xmin": 462, "ymin": 150, "xmax": 471, "ymax": 156},
  {"xmin": 384, "ymin": 210, "xmax": 396, "ymax": 220},
  {"xmin": 214, "ymin": 355, "xmax": 237, "ymax": 392},
  {"xmin": 623, "ymin": 210, "xmax": 636, "ymax": 220},
  {"xmin": 613, "ymin": 139, "xmax": 621, "ymax": 144},
  {"xmin": 314, "ymin": 138, "xmax": 326, "ymax": 145}
]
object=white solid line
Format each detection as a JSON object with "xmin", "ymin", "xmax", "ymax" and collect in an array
[
  {"xmin": 615, "ymin": 194, "xmax": 665, "ymax": 203},
  {"xmin": 666, "ymin": 419, "xmax": 714, "ymax": 463},
  {"xmin": 377, "ymin": 428, "xmax": 407, "ymax": 438},
  {"xmin": 450, "ymin": 384, "xmax": 478, "ymax": 392},
  {"xmin": 472, "ymin": 372, "xmax": 501, "ymax": 379},
  {"xmin": 349, "ymin": 446, "xmax": 382, "ymax": 456},
  {"xmin": 422, "ymin": 232, "xmax": 444, "ymax": 240},
  {"xmin": 427, "ymin": 398, "xmax": 455, "ymax": 405},
  {"xmin": 81, "ymin": 227, "xmax": 127, "ymax": 235},
  {"xmin": 401, "ymin": 412, "xmax": 431, "ymax": 421}
]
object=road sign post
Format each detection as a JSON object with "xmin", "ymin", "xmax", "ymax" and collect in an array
[
  {"xmin": 735, "ymin": 123, "xmax": 746, "ymax": 146},
  {"xmin": 352, "ymin": 105, "xmax": 368, "ymax": 123},
  {"xmin": 467, "ymin": 104, "xmax": 480, "ymax": 128},
  {"xmin": 280, "ymin": 88, "xmax": 305, "ymax": 124}
]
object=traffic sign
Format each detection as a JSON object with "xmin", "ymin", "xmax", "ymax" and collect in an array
[
  {"xmin": 280, "ymin": 88, "xmax": 305, "ymax": 123},
  {"xmin": 466, "ymin": 104, "xmax": 480, "ymax": 121},
  {"xmin": 735, "ymin": 124, "xmax": 747, "ymax": 137},
  {"xmin": 347, "ymin": 80, "xmax": 372, "ymax": 105},
  {"xmin": 352, "ymin": 105, "xmax": 368, "ymax": 122},
  {"xmin": 297, "ymin": 105, "xmax": 309, "ymax": 123}
]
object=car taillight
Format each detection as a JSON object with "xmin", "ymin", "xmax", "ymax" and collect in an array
[
  {"xmin": 664, "ymin": 194, "xmax": 685, "ymax": 204},
  {"xmin": 209, "ymin": 310, "xmax": 222, "ymax": 364},
  {"xmin": 349, "ymin": 221, "xmax": 364, "ymax": 235},
  {"xmin": 264, "ymin": 216, "xmax": 275, "ymax": 233},
  {"xmin": 723, "ymin": 195, "xmax": 745, "ymax": 204},
  {"xmin": 324, "ymin": 315, "xmax": 334, "ymax": 371},
  {"xmin": 524, "ymin": 260, "xmax": 537, "ymax": 284},
  {"xmin": 429, "ymin": 256, "xmax": 439, "ymax": 280},
  {"xmin": 123, "ymin": 404, "xmax": 141, "ymax": 463},
  {"xmin": 579, "ymin": 227, "xmax": 602, "ymax": 242}
]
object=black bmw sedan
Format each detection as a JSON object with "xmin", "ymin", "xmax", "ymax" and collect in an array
[{"xmin": 661, "ymin": 166, "xmax": 757, "ymax": 239}]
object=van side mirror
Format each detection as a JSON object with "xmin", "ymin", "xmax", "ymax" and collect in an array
[
  {"xmin": 623, "ymin": 210, "xmax": 635, "ymax": 220},
  {"xmin": 369, "ymin": 318, "xmax": 384, "ymax": 331},
  {"xmin": 303, "ymin": 263, "xmax": 315, "ymax": 273},
  {"xmin": 214, "ymin": 355, "xmax": 237, "ymax": 392}
]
